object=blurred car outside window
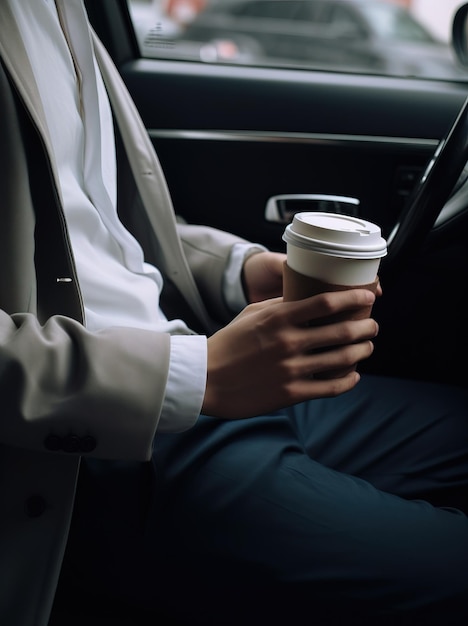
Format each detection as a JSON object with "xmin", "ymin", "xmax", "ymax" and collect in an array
[{"xmin": 127, "ymin": 0, "xmax": 468, "ymax": 80}]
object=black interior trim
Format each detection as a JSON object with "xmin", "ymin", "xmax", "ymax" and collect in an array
[
  {"xmin": 121, "ymin": 58, "xmax": 468, "ymax": 138},
  {"xmin": 148, "ymin": 128, "xmax": 439, "ymax": 151}
]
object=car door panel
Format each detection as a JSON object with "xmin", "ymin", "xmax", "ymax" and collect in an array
[
  {"xmin": 88, "ymin": 0, "xmax": 468, "ymax": 385},
  {"xmin": 121, "ymin": 58, "xmax": 467, "ymax": 245}
]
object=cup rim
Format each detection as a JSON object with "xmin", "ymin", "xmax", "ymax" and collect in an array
[{"xmin": 283, "ymin": 212, "xmax": 387, "ymax": 259}]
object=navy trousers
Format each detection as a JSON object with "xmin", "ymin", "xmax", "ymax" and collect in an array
[{"xmin": 62, "ymin": 375, "xmax": 468, "ymax": 625}]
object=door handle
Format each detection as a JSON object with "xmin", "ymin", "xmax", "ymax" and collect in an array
[{"xmin": 265, "ymin": 194, "xmax": 360, "ymax": 224}]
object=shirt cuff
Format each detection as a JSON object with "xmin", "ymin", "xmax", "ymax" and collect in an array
[
  {"xmin": 223, "ymin": 243, "xmax": 267, "ymax": 313},
  {"xmin": 157, "ymin": 334, "xmax": 207, "ymax": 432}
]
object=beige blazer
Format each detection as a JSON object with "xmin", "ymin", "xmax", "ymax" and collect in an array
[{"xmin": 0, "ymin": 5, "xmax": 250, "ymax": 624}]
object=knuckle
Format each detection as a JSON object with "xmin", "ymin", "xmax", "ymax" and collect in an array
[
  {"xmin": 340, "ymin": 346, "xmax": 358, "ymax": 367},
  {"xmin": 339, "ymin": 318, "xmax": 377, "ymax": 343},
  {"xmin": 317, "ymin": 292, "xmax": 337, "ymax": 314},
  {"xmin": 275, "ymin": 331, "xmax": 295, "ymax": 355},
  {"xmin": 332, "ymin": 320, "xmax": 362, "ymax": 344},
  {"xmin": 336, "ymin": 322, "xmax": 357, "ymax": 343}
]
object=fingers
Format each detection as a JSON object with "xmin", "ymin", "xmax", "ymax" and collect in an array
[
  {"xmin": 294, "ymin": 336, "xmax": 375, "ymax": 377},
  {"xmin": 289, "ymin": 370, "xmax": 362, "ymax": 400},
  {"xmin": 237, "ymin": 291, "xmax": 378, "ymax": 358},
  {"xmin": 280, "ymin": 337, "xmax": 375, "ymax": 404},
  {"xmin": 302, "ymin": 317, "xmax": 379, "ymax": 352},
  {"xmin": 285, "ymin": 289, "xmax": 377, "ymax": 326},
  {"xmin": 203, "ymin": 288, "xmax": 380, "ymax": 419},
  {"xmin": 273, "ymin": 294, "xmax": 378, "ymax": 388}
]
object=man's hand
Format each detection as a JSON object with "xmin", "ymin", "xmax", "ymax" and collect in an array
[
  {"xmin": 202, "ymin": 289, "xmax": 378, "ymax": 419},
  {"xmin": 242, "ymin": 251, "xmax": 286, "ymax": 303}
]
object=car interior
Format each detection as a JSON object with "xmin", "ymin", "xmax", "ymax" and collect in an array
[{"xmin": 47, "ymin": 0, "xmax": 468, "ymax": 624}]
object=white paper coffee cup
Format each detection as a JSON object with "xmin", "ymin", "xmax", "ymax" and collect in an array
[
  {"xmin": 282, "ymin": 212, "xmax": 387, "ymax": 286},
  {"xmin": 282, "ymin": 212, "xmax": 387, "ymax": 379}
]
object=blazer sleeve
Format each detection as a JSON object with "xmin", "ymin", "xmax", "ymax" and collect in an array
[
  {"xmin": 176, "ymin": 221, "xmax": 256, "ymax": 322},
  {"xmin": 0, "ymin": 310, "xmax": 170, "ymax": 461}
]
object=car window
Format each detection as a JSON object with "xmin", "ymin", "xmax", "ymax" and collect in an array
[
  {"xmin": 354, "ymin": 3, "xmax": 436, "ymax": 42},
  {"xmin": 127, "ymin": 0, "xmax": 468, "ymax": 80},
  {"xmin": 319, "ymin": 5, "xmax": 368, "ymax": 37},
  {"xmin": 232, "ymin": 0, "xmax": 301, "ymax": 19}
]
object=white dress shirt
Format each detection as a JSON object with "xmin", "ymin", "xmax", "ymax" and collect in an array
[{"xmin": 8, "ymin": 0, "xmax": 254, "ymax": 431}]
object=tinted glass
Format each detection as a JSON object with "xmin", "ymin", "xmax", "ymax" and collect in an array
[
  {"xmin": 127, "ymin": 0, "xmax": 468, "ymax": 80},
  {"xmin": 358, "ymin": 4, "xmax": 436, "ymax": 41},
  {"xmin": 234, "ymin": 1, "xmax": 300, "ymax": 19}
]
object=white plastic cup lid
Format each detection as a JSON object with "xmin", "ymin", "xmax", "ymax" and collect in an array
[{"xmin": 283, "ymin": 212, "xmax": 387, "ymax": 259}]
